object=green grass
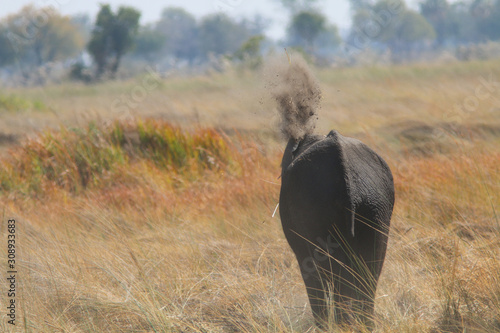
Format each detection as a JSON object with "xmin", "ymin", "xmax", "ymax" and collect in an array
[{"xmin": 0, "ymin": 93, "xmax": 47, "ymax": 112}]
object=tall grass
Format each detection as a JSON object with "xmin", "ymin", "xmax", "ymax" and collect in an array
[
  {"xmin": 0, "ymin": 59, "xmax": 499, "ymax": 332},
  {"xmin": 0, "ymin": 120, "xmax": 238, "ymax": 195},
  {"xmin": 1, "ymin": 118, "xmax": 498, "ymax": 332},
  {"xmin": 376, "ymin": 139, "xmax": 500, "ymax": 332},
  {"xmin": 1, "ymin": 119, "xmax": 287, "ymax": 332}
]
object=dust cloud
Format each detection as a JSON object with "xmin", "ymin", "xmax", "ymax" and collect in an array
[{"xmin": 265, "ymin": 53, "xmax": 322, "ymax": 141}]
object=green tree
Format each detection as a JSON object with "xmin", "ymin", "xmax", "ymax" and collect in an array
[
  {"xmin": 347, "ymin": 0, "xmax": 435, "ymax": 60},
  {"xmin": 288, "ymin": 11, "xmax": 327, "ymax": 53},
  {"xmin": 232, "ymin": 35, "xmax": 265, "ymax": 69},
  {"xmin": 372, "ymin": 0, "xmax": 436, "ymax": 53},
  {"xmin": 274, "ymin": 0, "xmax": 322, "ymax": 14},
  {"xmin": 448, "ymin": 2, "xmax": 480, "ymax": 43},
  {"xmin": 111, "ymin": 7, "xmax": 141, "ymax": 73},
  {"xmin": 316, "ymin": 24, "xmax": 342, "ymax": 51},
  {"xmin": 0, "ymin": 27, "xmax": 16, "ymax": 67},
  {"xmin": 132, "ymin": 25, "xmax": 165, "ymax": 61},
  {"xmin": 87, "ymin": 5, "xmax": 114, "ymax": 76},
  {"xmin": 473, "ymin": 0, "xmax": 500, "ymax": 40},
  {"xmin": 87, "ymin": 4, "xmax": 140, "ymax": 78},
  {"xmin": 198, "ymin": 14, "xmax": 249, "ymax": 57},
  {"xmin": 399, "ymin": 10, "xmax": 436, "ymax": 43},
  {"xmin": 419, "ymin": 0, "xmax": 449, "ymax": 45},
  {"xmin": 155, "ymin": 7, "xmax": 199, "ymax": 62}
]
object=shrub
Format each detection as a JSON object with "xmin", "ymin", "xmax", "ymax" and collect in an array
[{"xmin": 0, "ymin": 120, "xmax": 236, "ymax": 195}]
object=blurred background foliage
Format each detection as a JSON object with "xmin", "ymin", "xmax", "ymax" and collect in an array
[{"xmin": 1, "ymin": 0, "xmax": 500, "ymax": 85}]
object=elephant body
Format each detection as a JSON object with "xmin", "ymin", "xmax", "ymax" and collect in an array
[{"xmin": 279, "ymin": 130, "xmax": 395, "ymax": 328}]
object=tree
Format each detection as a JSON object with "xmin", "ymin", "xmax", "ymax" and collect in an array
[
  {"xmin": 420, "ymin": 0, "xmax": 500, "ymax": 45},
  {"xmin": 34, "ymin": 11, "xmax": 84, "ymax": 65},
  {"xmin": 132, "ymin": 25, "xmax": 165, "ymax": 61},
  {"xmin": 155, "ymin": 7, "xmax": 199, "ymax": 62},
  {"xmin": 71, "ymin": 13, "xmax": 92, "ymax": 44},
  {"xmin": 371, "ymin": 0, "xmax": 436, "ymax": 54},
  {"xmin": 274, "ymin": 0, "xmax": 322, "ymax": 14},
  {"xmin": 447, "ymin": 2, "xmax": 480, "ymax": 43},
  {"xmin": 87, "ymin": 4, "xmax": 140, "ymax": 78},
  {"xmin": 240, "ymin": 14, "xmax": 270, "ymax": 36},
  {"xmin": 347, "ymin": 0, "xmax": 435, "ymax": 61},
  {"xmin": 1, "ymin": 5, "xmax": 84, "ymax": 67},
  {"xmin": 232, "ymin": 35, "xmax": 265, "ymax": 69},
  {"xmin": 418, "ymin": 1, "xmax": 481, "ymax": 45},
  {"xmin": 111, "ymin": 7, "xmax": 141, "ymax": 73},
  {"xmin": 473, "ymin": 0, "xmax": 500, "ymax": 41},
  {"xmin": 398, "ymin": 10, "xmax": 436, "ymax": 44},
  {"xmin": 87, "ymin": 5, "xmax": 115, "ymax": 76},
  {"xmin": 287, "ymin": 11, "xmax": 327, "ymax": 53},
  {"xmin": 198, "ymin": 14, "xmax": 249, "ymax": 58},
  {"xmin": 316, "ymin": 24, "xmax": 342, "ymax": 54},
  {"xmin": 419, "ymin": 0, "xmax": 450, "ymax": 45},
  {"xmin": 348, "ymin": 0, "xmax": 373, "ymax": 12},
  {"xmin": 0, "ymin": 26, "xmax": 16, "ymax": 67}
]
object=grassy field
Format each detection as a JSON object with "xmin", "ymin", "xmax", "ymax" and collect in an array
[{"xmin": 0, "ymin": 58, "xmax": 499, "ymax": 332}]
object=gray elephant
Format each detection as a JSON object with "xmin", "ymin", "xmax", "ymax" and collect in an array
[{"xmin": 279, "ymin": 130, "xmax": 395, "ymax": 329}]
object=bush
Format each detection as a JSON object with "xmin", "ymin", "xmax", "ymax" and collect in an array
[
  {"xmin": 69, "ymin": 62, "xmax": 93, "ymax": 83},
  {"xmin": 0, "ymin": 120, "xmax": 236, "ymax": 195}
]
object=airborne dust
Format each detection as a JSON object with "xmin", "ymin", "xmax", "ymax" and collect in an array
[{"xmin": 266, "ymin": 54, "xmax": 322, "ymax": 141}]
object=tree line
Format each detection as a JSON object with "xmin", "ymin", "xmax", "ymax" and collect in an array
[{"xmin": 1, "ymin": 0, "xmax": 500, "ymax": 82}]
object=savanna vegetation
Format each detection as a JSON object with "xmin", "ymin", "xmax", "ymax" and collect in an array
[
  {"xmin": 3, "ymin": 0, "xmax": 500, "ymax": 87},
  {"xmin": 0, "ymin": 57, "xmax": 499, "ymax": 332}
]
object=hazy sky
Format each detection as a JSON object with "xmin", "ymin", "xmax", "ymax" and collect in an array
[{"xmin": 0, "ymin": 0, "xmax": 352, "ymax": 39}]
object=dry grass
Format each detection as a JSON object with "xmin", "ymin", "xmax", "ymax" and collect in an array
[{"xmin": 0, "ymin": 58, "xmax": 499, "ymax": 332}]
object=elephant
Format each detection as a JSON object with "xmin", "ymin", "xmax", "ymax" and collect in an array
[{"xmin": 279, "ymin": 129, "xmax": 395, "ymax": 329}]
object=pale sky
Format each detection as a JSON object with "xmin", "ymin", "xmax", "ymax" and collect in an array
[{"xmin": 0, "ymin": 0, "xmax": 352, "ymax": 40}]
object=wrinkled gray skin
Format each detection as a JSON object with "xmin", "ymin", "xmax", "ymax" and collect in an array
[{"xmin": 279, "ymin": 130, "xmax": 395, "ymax": 329}]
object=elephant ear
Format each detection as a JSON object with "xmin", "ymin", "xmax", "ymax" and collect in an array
[
  {"xmin": 344, "ymin": 167, "xmax": 356, "ymax": 238},
  {"xmin": 332, "ymin": 130, "xmax": 395, "ymax": 239},
  {"xmin": 326, "ymin": 131, "xmax": 357, "ymax": 237},
  {"xmin": 281, "ymin": 131, "xmax": 357, "ymax": 239}
]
